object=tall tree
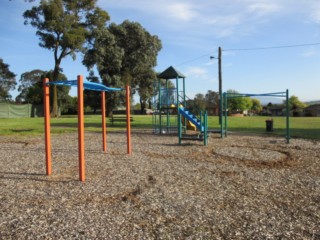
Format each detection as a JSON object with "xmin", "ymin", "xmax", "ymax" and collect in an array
[
  {"xmin": 193, "ymin": 93, "xmax": 206, "ymax": 115},
  {"xmin": 16, "ymin": 69, "xmax": 45, "ymax": 103},
  {"xmin": 16, "ymin": 70, "xmax": 71, "ymax": 114},
  {"xmin": 84, "ymin": 71, "xmax": 101, "ymax": 113},
  {"xmin": 0, "ymin": 58, "xmax": 16, "ymax": 101},
  {"xmin": 23, "ymin": 0, "xmax": 110, "ymax": 116},
  {"xmin": 83, "ymin": 20, "xmax": 162, "ymax": 114},
  {"xmin": 205, "ymin": 90, "xmax": 219, "ymax": 115},
  {"xmin": 287, "ymin": 95, "xmax": 307, "ymax": 110},
  {"xmin": 251, "ymin": 98, "xmax": 262, "ymax": 113},
  {"xmin": 226, "ymin": 89, "xmax": 252, "ymax": 112}
]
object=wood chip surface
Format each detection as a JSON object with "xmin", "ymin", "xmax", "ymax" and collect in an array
[{"xmin": 0, "ymin": 131, "xmax": 319, "ymax": 239}]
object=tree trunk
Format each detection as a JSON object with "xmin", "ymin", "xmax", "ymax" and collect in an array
[
  {"xmin": 140, "ymin": 97, "xmax": 146, "ymax": 115},
  {"xmin": 148, "ymin": 99, "xmax": 152, "ymax": 109},
  {"xmin": 51, "ymin": 63, "xmax": 60, "ymax": 117}
]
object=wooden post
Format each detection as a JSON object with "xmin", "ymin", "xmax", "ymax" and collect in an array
[
  {"xmin": 78, "ymin": 75, "xmax": 85, "ymax": 182},
  {"xmin": 101, "ymin": 91, "xmax": 107, "ymax": 152},
  {"xmin": 126, "ymin": 85, "xmax": 132, "ymax": 154},
  {"xmin": 43, "ymin": 78, "xmax": 52, "ymax": 175}
]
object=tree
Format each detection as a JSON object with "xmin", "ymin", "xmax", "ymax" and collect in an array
[
  {"xmin": 23, "ymin": 0, "xmax": 110, "ymax": 117},
  {"xmin": 287, "ymin": 95, "xmax": 307, "ymax": 110},
  {"xmin": 83, "ymin": 20, "xmax": 162, "ymax": 115},
  {"xmin": 205, "ymin": 90, "xmax": 219, "ymax": 115},
  {"xmin": 0, "ymin": 58, "xmax": 16, "ymax": 101},
  {"xmin": 84, "ymin": 71, "xmax": 101, "ymax": 113},
  {"xmin": 226, "ymin": 89, "xmax": 252, "ymax": 112},
  {"xmin": 16, "ymin": 69, "xmax": 45, "ymax": 103},
  {"xmin": 137, "ymin": 70, "xmax": 156, "ymax": 114},
  {"xmin": 193, "ymin": 93, "xmax": 206, "ymax": 115},
  {"xmin": 251, "ymin": 98, "xmax": 262, "ymax": 113},
  {"xmin": 16, "ymin": 70, "xmax": 71, "ymax": 113}
]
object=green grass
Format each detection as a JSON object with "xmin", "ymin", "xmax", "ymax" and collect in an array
[
  {"xmin": 222, "ymin": 116, "xmax": 320, "ymax": 139},
  {"xmin": 0, "ymin": 115, "xmax": 319, "ymax": 139}
]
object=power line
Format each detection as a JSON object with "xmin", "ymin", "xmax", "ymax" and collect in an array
[
  {"xmin": 223, "ymin": 42, "xmax": 320, "ymax": 52},
  {"xmin": 175, "ymin": 51, "xmax": 217, "ymax": 67},
  {"xmin": 174, "ymin": 42, "xmax": 320, "ymax": 67}
]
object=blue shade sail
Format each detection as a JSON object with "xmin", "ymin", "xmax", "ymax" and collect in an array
[{"xmin": 46, "ymin": 80, "xmax": 123, "ymax": 92}]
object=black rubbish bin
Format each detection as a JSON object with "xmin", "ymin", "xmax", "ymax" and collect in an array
[{"xmin": 266, "ymin": 119, "xmax": 273, "ymax": 132}]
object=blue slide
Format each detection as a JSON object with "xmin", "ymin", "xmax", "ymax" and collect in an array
[{"xmin": 178, "ymin": 107, "xmax": 204, "ymax": 132}]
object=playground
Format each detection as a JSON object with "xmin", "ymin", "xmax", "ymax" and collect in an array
[{"xmin": 0, "ymin": 131, "xmax": 319, "ymax": 239}]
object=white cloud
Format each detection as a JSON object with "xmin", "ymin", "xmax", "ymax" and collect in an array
[
  {"xmin": 310, "ymin": 4, "xmax": 320, "ymax": 24},
  {"xmin": 166, "ymin": 2, "xmax": 198, "ymax": 21},
  {"xmin": 100, "ymin": 0, "xmax": 320, "ymax": 40},
  {"xmin": 301, "ymin": 48, "xmax": 318, "ymax": 57},
  {"xmin": 247, "ymin": 2, "xmax": 281, "ymax": 16},
  {"xmin": 185, "ymin": 66, "xmax": 208, "ymax": 78}
]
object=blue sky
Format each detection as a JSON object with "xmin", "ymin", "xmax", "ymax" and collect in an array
[{"xmin": 0, "ymin": 0, "xmax": 319, "ymax": 102}]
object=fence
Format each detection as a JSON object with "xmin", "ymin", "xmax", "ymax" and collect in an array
[{"xmin": 0, "ymin": 103, "xmax": 43, "ymax": 118}]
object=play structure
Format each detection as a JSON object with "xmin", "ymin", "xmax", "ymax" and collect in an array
[
  {"xmin": 43, "ymin": 75, "xmax": 132, "ymax": 182},
  {"xmin": 220, "ymin": 90, "xmax": 290, "ymax": 143},
  {"xmin": 152, "ymin": 66, "xmax": 208, "ymax": 145}
]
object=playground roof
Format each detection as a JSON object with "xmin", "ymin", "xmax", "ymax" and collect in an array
[
  {"xmin": 46, "ymin": 80, "xmax": 122, "ymax": 92},
  {"xmin": 158, "ymin": 66, "xmax": 186, "ymax": 79}
]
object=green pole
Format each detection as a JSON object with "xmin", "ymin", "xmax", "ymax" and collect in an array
[
  {"xmin": 286, "ymin": 89, "xmax": 290, "ymax": 143},
  {"xmin": 176, "ymin": 77, "xmax": 181, "ymax": 142},
  {"xmin": 158, "ymin": 78, "xmax": 162, "ymax": 134},
  {"xmin": 220, "ymin": 93, "xmax": 224, "ymax": 138},
  {"xmin": 225, "ymin": 93, "xmax": 228, "ymax": 137},
  {"xmin": 183, "ymin": 77, "xmax": 186, "ymax": 107},
  {"xmin": 204, "ymin": 111, "xmax": 208, "ymax": 146},
  {"xmin": 166, "ymin": 79, "xmax": 169, "ymax": 130},
  {"xmin": 183, "ymin": 77, "xmax": 187, "ymax": 130}
]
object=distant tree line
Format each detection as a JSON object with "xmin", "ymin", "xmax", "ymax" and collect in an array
[{"xmin": 186, "ymin": 89, "xmax": 307, "ymax": 116}]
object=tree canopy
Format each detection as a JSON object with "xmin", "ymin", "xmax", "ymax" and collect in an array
[
  {"xmin": 226, "ymin": 90, "xmax": 253, "ymax": 112},
  {"xmin": 23, "ymin": 0, "xmax": 110, "ymax": 116},
  {"xmin": 83, "ymin": 20, "xmax": 162, "ymax": 114},
  {"xmin": 16, "ymin": 70, "xmax": 72, "ymax": 114},
  {"xmin": 287, "ymin": 95, "xmax": 307, "ymax": 110},
  {"xmin": 16, "ymin": 69, "xmax": 44, "ymax": 103},
  {"xmin": 0, "ymin": 58, "xmax": 16, "ymax": 101}
]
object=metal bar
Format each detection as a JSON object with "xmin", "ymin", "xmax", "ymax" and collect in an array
[
  {"xmin": 126, "ymin": 85, "xmax": 132, "ymax": 154},
  {"xmin": 43, "ymin": 78, "xmax": 51, "ymax": 176},
  {"xmin": 77, "ymin": 75, "xmax": 85, "ymax": 182},
  {"xmin": 286, "ymin": 89, "xmax": 290, "ymax": 144},
  {"xmin": 101, "ymin": 91, "xmax": 107, "ymax": 152},
  {"xmin": 225, "ymin": 93, "xmax": 228, "ymax": 137},
  {"xmin": 220, "ymin": 93, "xmax": 224, "ymax": 138}
]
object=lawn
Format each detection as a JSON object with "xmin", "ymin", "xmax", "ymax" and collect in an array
[{"xmin": 0, "ymin": 115, "xmax": 319, "ymax": 139}]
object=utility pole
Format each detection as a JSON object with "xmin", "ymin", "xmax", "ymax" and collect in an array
[
  {"xmin": 218, "ymin": 47, "xmax": 222, "ymax": 125},
  {"xmin": 210, "ymin": 46, "xmax": 223, "ymax": 125}
]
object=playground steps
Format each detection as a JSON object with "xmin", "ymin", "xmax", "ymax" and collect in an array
[
  {"xmin": 178, "ymin": 108, "xmax": 204, "ymax": 132},
  {"xmin": 180, "ymin": 134, "xmax": 206, "ymax": 141}
]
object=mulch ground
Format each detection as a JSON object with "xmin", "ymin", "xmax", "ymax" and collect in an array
[{"xmin": 0, "ymin": 131, "xmax": 319, "ymax": 239}]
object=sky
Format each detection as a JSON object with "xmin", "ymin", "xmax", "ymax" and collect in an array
[{"xmin": 0, "ymin": 0, "xmax": 319, "ymax": 102}]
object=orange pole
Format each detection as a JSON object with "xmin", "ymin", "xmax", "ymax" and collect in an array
[
  {"xmin": 78, "ymin": 75, "xmax": 85, "ymax": 182},
  {"xmin": 126, "ymin": 85, "xmax": 132, "ymax": 154},
  {"xmin": 43, "ymin": 78, "xmax": 52, "ymax": 175},
  {"xmin": 101, "ymin": 91, "xmax": 107, "ymax": 152}
]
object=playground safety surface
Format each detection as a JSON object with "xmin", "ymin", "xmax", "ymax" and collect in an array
[{"xmin": 0, "ymin": 132, "xmax": 319, "ymax": 239}]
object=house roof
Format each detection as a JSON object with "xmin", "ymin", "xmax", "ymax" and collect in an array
[
  {"xmin": 157, "ymin": 66, "xmax": 186, "ymax": 79},
  {"xmin": 304, "ymin": 104, "xmax": 320, "ymax": 110},
  {"xmin": 46, "ymin": 80, "xmax": 122, "ymax": 92}
]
